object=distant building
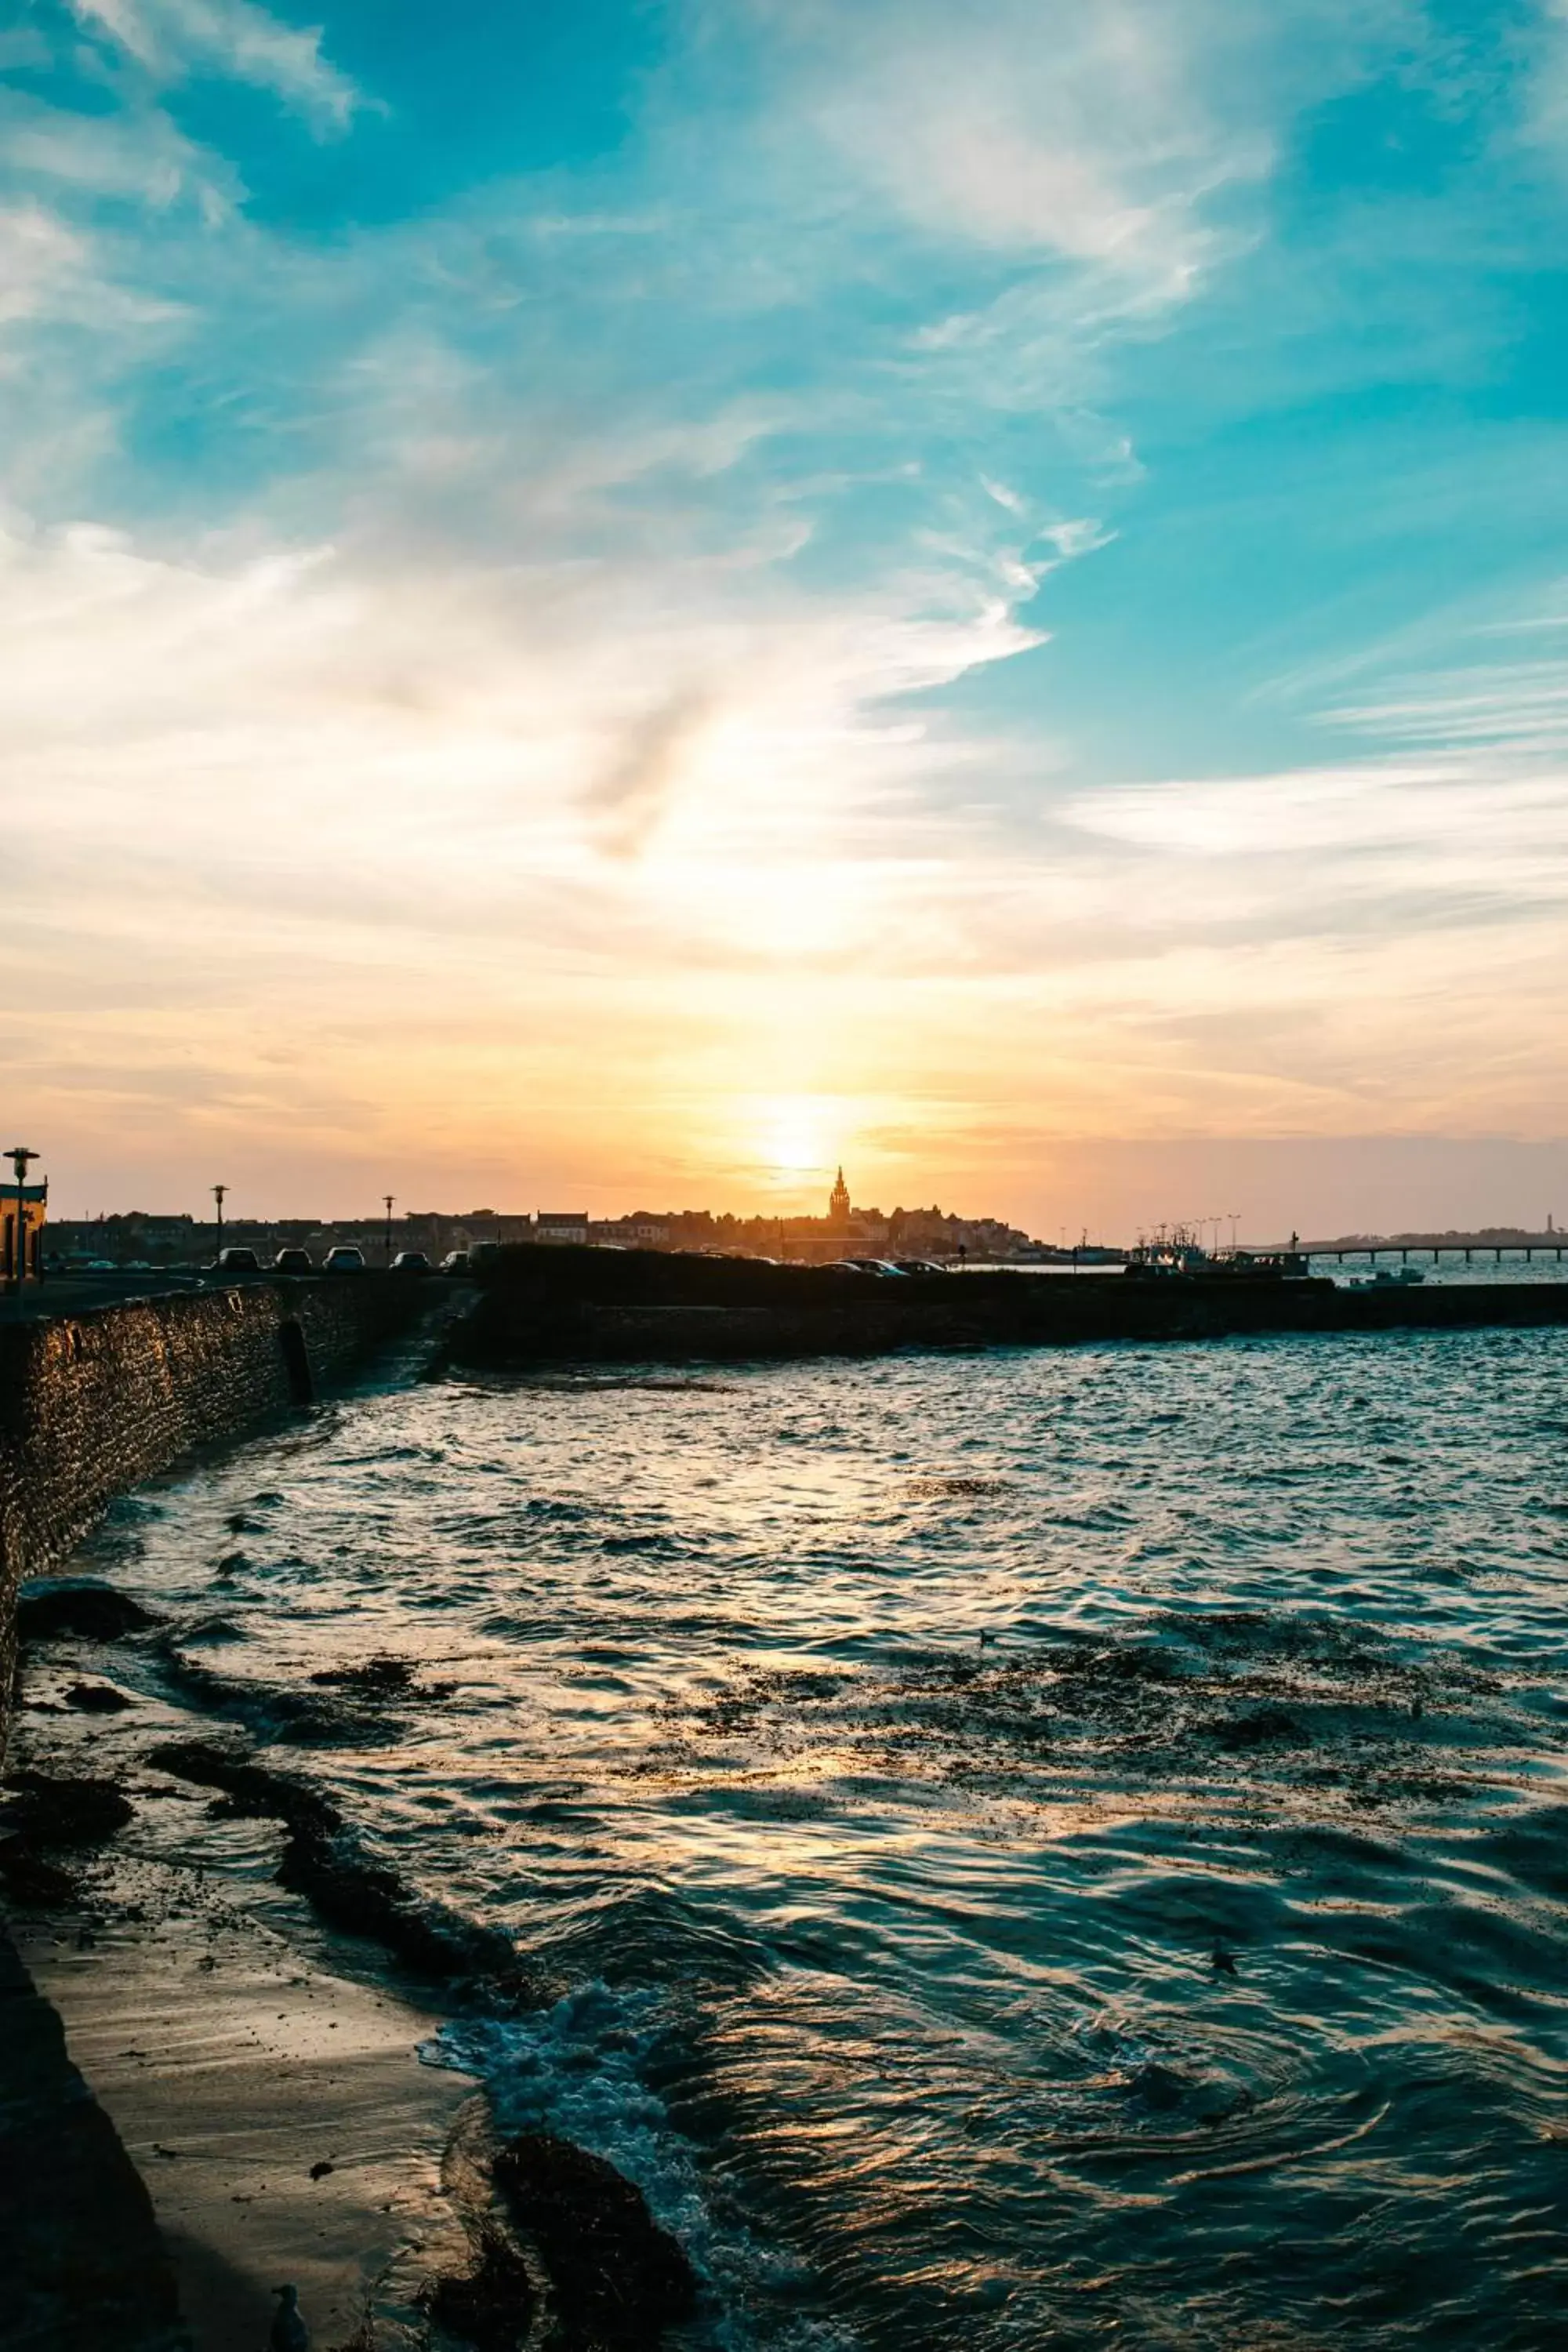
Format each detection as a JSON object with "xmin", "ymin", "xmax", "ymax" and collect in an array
[
  {"xmin": 456, "ymin": 1210, "xmax": 535, "ymax": 1247},
  {"xmin": 49, "ymin": 1210, "xmax": 194, "ymax": 1266},
  {"xmin": 535, "ymin": 1212, "xmax": 590, "ymax": 1246},
  {"xmin": 592, "ymin": 1216, "xmax": 669, "ymax": 1247},
  {"xmin": 38, "ymin": 1190, "xmax": 1039, "ymax": 1272}
]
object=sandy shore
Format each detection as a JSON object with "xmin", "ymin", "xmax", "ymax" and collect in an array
[{"xmin": 14, "ymin": 1861, "xmax": 476, "ymax": 2352}]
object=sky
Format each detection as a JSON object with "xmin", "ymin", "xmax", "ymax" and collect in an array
[{"xmin": 5, "ymin": 0, "xmax": 1568, "ymax": 1236}]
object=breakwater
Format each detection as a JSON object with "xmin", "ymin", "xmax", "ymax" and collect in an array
[
  {"xmin": 0, "ymin": 1279, "xmax": 428, "ymax": 1759},
  {"xmin": 456, "ymin": 1246, "xmax": 1568, "ymax": 1366}
]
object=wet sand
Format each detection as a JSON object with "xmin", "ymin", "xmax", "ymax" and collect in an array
[{"xmin": 13, "ymin": 1862, "xmax": 475, "ymax": 2352}]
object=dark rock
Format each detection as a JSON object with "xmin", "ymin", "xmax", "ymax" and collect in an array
[
  {"xmin": 16, "ymin": 1584, "xmax": 155, "ymax": 1646},
  {"xmin": 64, "ymin": 1682, "xmax": 134, "ymax": 1713},
  {"xmin": 424, "ymin": 2223, "xmax": 536, "ymax": 2352},
  {"xmin": 0, "ymin": 1836, "xmax": 77, "ymax": 1905},
  {"xmin": 2, "ymin": 1773, "xmax": 133, "ymax": 1847},
  {"xmin": 309, "ymin": 1655, "xmax": 416, "ymax": 1697},
  {"xmin": 153, "ymin": 1648, "xmax": 366, "ymax": 1744},
  {"xmin": 1123, "ymin": 2060, "xmax": 1191, "ymax": 2113},
  {"xmin": 1049, "ymin": 1641, "xmax": 1181, "ymax": 1686},
  {"xmin": 309, "ymin": 2158, "xmax": 334, "ymax": 2180},
  {"xmin": 147, "ymin": 1740, "xmax": 341, "ymax": 1836},
  {"xmin": 274, "ymin": 1826, "xmax": 525, "ymax": 1986},
  {"xmin": 149, "ymin": 1739, "xmax": 530, "ymax": 1988},
  {"xmin": 1210, "ymin": 1707, "xmax": 1310, "ymax": 1751},
  {"xmin": 494, "ymin": 2130, "xmax": 698, "ymax": 2347}
]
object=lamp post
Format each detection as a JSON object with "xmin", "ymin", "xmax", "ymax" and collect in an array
[
  {"xmin": 383, "ymin": 1195, "xmax": 395, "ymax": 1267},
  {"xmin": 212, "ymin": 1184, "xmax": 227, "ymax": 1261},
  {"xmin": 5, "ymin": 1147, "xmax": 38, "ymax": 1294}
]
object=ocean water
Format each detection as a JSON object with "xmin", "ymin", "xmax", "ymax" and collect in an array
[
  {"xmin": 1305, "ymin": 1251, "xmax": 1568, "ymax": 1287},
  {"xmin": 25, "ymin": 1330, "xmax": 1568, "ymax": 2350}
]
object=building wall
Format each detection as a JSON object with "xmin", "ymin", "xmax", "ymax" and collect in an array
[
  {"xmin": 2, "ymin": 1196, "xmax": 47, "ymax": 1284},
  {"xmin": 0, "ymin": 1279, "xmax": 428, "ymax": 1759}
]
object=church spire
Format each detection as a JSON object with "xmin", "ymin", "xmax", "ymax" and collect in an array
[{"xmin": 828, "ymin": 1166, "xmax": 851, "ymax": 1225}]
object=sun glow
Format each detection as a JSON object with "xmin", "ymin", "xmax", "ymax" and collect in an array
[{"xmin": 758, "ymin": 1094, "xmax": 833, "ymax": 1180}]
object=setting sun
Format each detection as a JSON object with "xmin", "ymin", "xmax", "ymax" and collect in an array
[
  {"xmin": 747, "ymin": 1091, "xmax": 846, "ymax": 1185},
  {"xmin": 757, "ymin": 1094, "xmax": 833, "ymax": 1179}
]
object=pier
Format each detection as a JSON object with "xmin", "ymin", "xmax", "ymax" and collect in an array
[
  {"xmin": 1316, "ymin": 1243, "xmax": 1566, "ymax": 1265},
  {"xmin": 456, "ymin": 1247, "xmax": 1568, "ymax": 1367}
]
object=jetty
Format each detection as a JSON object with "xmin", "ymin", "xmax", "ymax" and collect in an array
[{"xmin": 454, "ymin": 1246, "xmax": 1568, "ymax": 1367}]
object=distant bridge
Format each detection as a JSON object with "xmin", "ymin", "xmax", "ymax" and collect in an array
[{"xmin": 1312, "ymin": 1243, "xmax": 1566, "ymax": 1265}]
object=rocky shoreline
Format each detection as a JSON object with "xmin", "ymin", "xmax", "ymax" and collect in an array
[{"xmin": 2, "ymin": 1570, "xmax": 704, "ymax": 2352}]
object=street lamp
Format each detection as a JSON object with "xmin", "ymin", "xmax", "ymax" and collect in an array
[
  {"xmin": 212, "ymin": 1184, "xmax": 227, "ymax": 1259},
  {"xmin": 383, "ymin": 1194, "xmax": 395, "ymax": 1266}
]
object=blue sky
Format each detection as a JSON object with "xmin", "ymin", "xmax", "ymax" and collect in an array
[{"xmin": 5, "ymin": 0, "xmax": 1568, "ymax": 1231}]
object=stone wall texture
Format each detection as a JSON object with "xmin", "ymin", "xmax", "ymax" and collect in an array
[
  {"xmin": 0, "ymin": 1279, "xmax": 426, "ymax": 1757},
  {"xmin": 459, "ymin": 1247, "xmax": 1568, "ymax": 1367}
]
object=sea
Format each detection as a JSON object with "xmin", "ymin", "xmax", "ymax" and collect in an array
[{"xmin": 21, "ymin": 1292, "xmax": 1568, "ymax": 2350}]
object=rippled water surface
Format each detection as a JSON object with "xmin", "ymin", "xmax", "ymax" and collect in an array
[{"xmin": 37, "ymin": 1330, "xmax": 1568, "ymax": 2348}]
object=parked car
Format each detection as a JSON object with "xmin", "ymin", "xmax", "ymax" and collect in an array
[
  {"xmin": 440, "ymin": 1250, "xmax": 470, "ymax": 1276},
  {"xmin": 893, "ymin": 1258, "xmax": 947, "ymax": 1276},
  {"xmin": 209, "ymin": 1246, "xmax": 261, "ymax": 1276},
  {"xmin": 273, "ymin": 1247, "xmax": 314, "ymax": 1274},
  {"xmin": 391, "ymin": 1250, "xmax": 431, "ymax": 1274},
  {"xmin": 828, "ymin": 1258, "xmax": 908, "ymax": 1277},
  {"xmin": 470, "ymin": 1240, "xmax": 502, "ymax": 1268},
  {"xmin": 322, "ymin": 1244, "xmax": 366, "ymax": 1275}
]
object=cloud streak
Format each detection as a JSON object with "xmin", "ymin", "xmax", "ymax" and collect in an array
[{"xmin": 70, "ymin": 0, "xmax": 362, "ymax": 130}]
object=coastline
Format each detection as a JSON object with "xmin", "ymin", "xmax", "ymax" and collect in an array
[
  {"xmin": 13, "ymin": 1285, "xmax": 1568, "ymax": 2347},
  {"xmin": 11, "ymin": 1850, "xmax": 477, "ymax": 2352},
  {"xmin": 3, "ymin": 1512, "xmax": 707, "ymax": 2352}
]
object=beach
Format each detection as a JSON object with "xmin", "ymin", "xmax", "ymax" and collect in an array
[{"xmin": 11, "ymin": 1842, "xmax": 475, "ymax": 2350}]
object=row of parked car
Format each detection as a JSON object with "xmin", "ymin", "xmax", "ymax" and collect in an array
[
  {"xmin": 828, "ymin": 1257, "xmax": 948, "ymax": 1276},
  {"xmin": 207, "ymin": 1246, "xmax": 475, "ymax": 1277}
]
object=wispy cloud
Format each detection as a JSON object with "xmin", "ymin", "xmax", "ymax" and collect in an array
[
  {"xmin": 69, "ymin": 0, "xmax": 362, "ymax": 132},
  {"xmin": 804, "ymin": 0, "xmax": 1265, "ymax": 291}
]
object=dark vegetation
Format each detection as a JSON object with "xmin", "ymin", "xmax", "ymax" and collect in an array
[{"xmin": 645, "ymin": 1614, "xmax": 1519, "ymax": 1827}]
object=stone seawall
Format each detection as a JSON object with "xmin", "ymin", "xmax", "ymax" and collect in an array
[
  {"xmin": 0, "ymin": 1279, "xmax": 426, "ymax": 1759},
  {"xmin": 457, "ymin": 1247, "xmax": 1568, "ymax": 1366}
]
